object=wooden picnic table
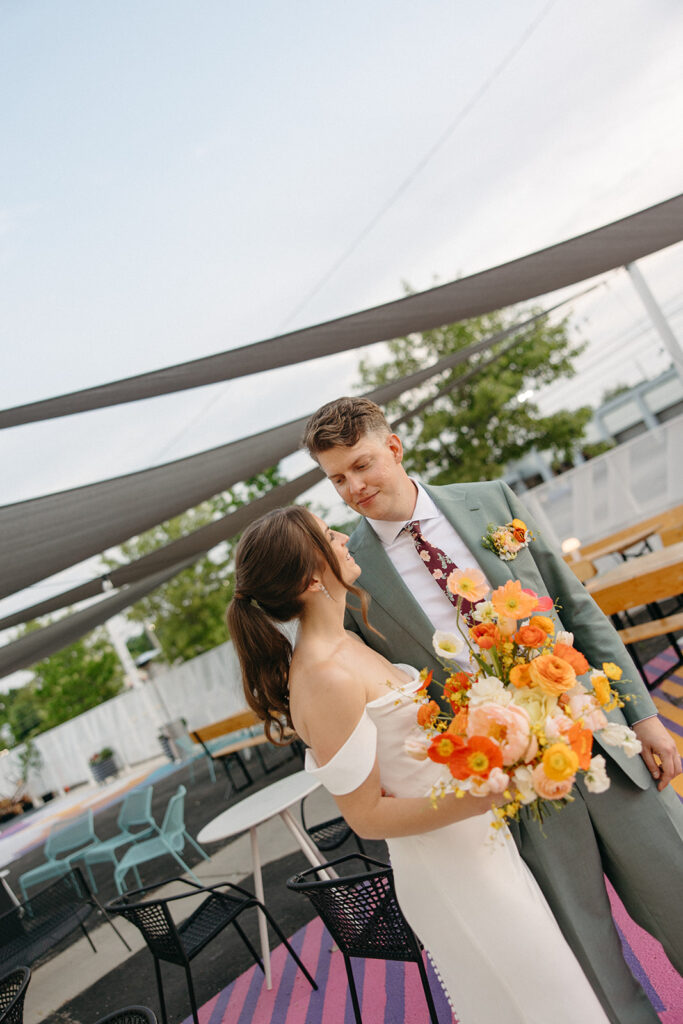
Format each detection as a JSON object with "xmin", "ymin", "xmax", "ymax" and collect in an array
[
  {"xmin": 578, "ymin": 503, "xmax": 683, "ymax": 563},
  {"xmin": 585, "ymin": 540, "xmax": 683, "ymax": 616}
]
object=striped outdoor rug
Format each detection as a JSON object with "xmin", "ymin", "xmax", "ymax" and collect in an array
[{"xmin": 186, "ymin": 646, "xmax": 683, "ymax": 1024}]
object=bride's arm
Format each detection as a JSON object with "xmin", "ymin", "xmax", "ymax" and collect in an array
[{"xmin": 301, "ymin": 662, "xmax": 495, "ymax": 841}]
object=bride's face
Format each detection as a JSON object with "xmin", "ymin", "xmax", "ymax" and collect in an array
[{"xmin": 312, "ymin": 514, "xmax": 361, "ymax": 587}]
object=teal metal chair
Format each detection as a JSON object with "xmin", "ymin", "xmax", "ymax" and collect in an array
[
  {"xmin": 76, "ymin": 786, "xmax": 160, "ymax": 882},
  {"xmin": 19, "ymin": 811, "xmax": 99, "ymax": 901},
  {"xmin": 113, "ymin": 786, "xmax": 210, "ymax": 895},
  {"xmin": 171, "ymin": 736, "xmax": 216, "ymax": 784}
]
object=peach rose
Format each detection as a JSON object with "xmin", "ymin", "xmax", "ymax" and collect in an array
[
  {"xmin": 566, "ymin": 693, "xmax": 608, "ymax": 731},
  {"xmin": 531, "ymin": 764, "xmax": 575, "ymax": 800},
  {"xmin": 467, "ymin": 702, "xmax": 532, "ymax": 766},
  {"xmin": 469, "ymin": 622, "xmax": 502, "ymax": 649},
  {"xmin": 528, "ymin": 654, "xmax": 576, "ymax": 696},
  {"xmin": 514, "ymin": 624, "xmax": 547, "ymax": 648},
  {"xmin": 553, "ymin": 642, "xmax": 590, "ymax": 676}
]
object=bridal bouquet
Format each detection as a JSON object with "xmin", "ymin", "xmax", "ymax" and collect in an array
[{"xmin": 410, "ymin": 569, "xmax": 642, "ymax": 828}]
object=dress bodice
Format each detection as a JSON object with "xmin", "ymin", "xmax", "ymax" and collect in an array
[{"xmin": 305, "ymin": 664, "xmax": 449, "ymax": 798}]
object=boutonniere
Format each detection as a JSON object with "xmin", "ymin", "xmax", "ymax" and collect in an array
[{"xmin": 482, "ymin": 519, "xmax": 533, "ymax": 561}]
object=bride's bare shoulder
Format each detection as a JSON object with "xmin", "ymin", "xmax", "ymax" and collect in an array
[{"xmin": 289, "ymin": 651, "xmax": 366, "ymax": 743}]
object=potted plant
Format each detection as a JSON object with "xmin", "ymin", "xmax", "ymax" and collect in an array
[{"xmin": 89, "ymin": 746, "xmax": 118, "ymax": 784}]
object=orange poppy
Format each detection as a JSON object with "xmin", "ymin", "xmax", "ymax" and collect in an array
[
  {"xmin": 449, "ymin": 736, "xmax": 503, "ymax": 779},
  {"xmin": 427, "ymin": 733, "xmax": 465, "ymax": 764}
]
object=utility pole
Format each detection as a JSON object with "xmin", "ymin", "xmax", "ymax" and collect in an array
[{"xmin": 626, "ymin": 261, "xmax": 683, "ymax": 385}]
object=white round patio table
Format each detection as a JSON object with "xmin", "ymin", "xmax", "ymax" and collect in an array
[{"xmin": 197, "ymin": 770, "xmax": 330, "ymax": 989}]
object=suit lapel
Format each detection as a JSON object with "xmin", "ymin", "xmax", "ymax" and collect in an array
[
  {"xmin": 349, "ymin": 519, "xmax": 437, "ymax": 659},
  {"xmin": 423, "ymin": 483, "xmax": 517, "ymax": 587}
]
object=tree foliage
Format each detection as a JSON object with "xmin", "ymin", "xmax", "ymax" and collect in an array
[
  {"xmin": 103, "ymin": 469, "xmax": 285, "ymax": 664},
  {"xmin": 357, "ymin": 305, "xmax": 592, "ymax": 483},
  {"xmin": 0, "ymin": 629, "xmax": 124, "ymax": 746}
]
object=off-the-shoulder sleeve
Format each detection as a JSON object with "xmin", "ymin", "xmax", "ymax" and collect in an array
[{"xmin": 304, "ymin": 710, "xmax": 378, "ymax": 795}]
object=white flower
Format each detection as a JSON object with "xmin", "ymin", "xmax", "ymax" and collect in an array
[
  {"xmin": 584, "ymin": 754, "xmax": 611, "ymax": 793},
  {"xmin": 597, "ymin": 722, "xmax": 642, "ymax": 757},
  {"xmin": 556, "ymin": 630, "xmax": 574, "ymax": 646},
  {"xmin": 469, "ymin": 766, "xmax": 510, "ymax": 797},
  {"xmin": 512, "ymin": 765, "xmax": 538, "ymax": 804},
  {"xmin": 469, "ymin": 675, "xmax": 512, "ymax": 707},
  {"xmin": 403, "ymin": 736, "xmax": 430, "ymax": 761},
  {"xmin": 472, "ymin": 600, "xmax": 497, "ymax": 623},
  {"xmin": 432, "ymin": 630, "xmax": 465, "ymax": 660}
]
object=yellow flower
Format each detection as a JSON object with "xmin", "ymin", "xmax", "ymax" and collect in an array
[
  {"xmin": 591, "ymin": 674, "xmax": 611, "ymax": 706},
  {"xmin": 530, "ymin": 615, "xmax": 555, "ymax": 635},
  {"xmin": 542, "ymin": 743, "xmax": 579, "ymax": 781},
  {"xmin": 602, "ymin": 662, "xmax": 623, "ymax": 681}
]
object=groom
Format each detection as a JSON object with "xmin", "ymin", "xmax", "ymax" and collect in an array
[{"xmin": 303, "ymin": 396, "xmax": 683, "ymax": 1024}]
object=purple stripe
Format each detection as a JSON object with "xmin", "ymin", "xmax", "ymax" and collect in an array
[
  {"xmin": 384, "ymin": 958, "xmax": 405, "ymax": 1024},
  {"xmin": 301, "ymin": 924, "xmax": 335, "ymax": 1024},
  {"xmin": 236, "ymin": 952, "xmax": 269, "ymax": 1024},
  {"xmin": 344, "ymin": 956, "xmax": 366, "ymax": 1024},
  {"xmin": 425, "ymin": 957, "xmax": 458, "ymax": 1022},
  {"xmin": 207, "ymin": 982, "xmax": 234, "ymax": 1024},
  {"xmin": 656, "ymin": 711, "xmax": 683, "ymax": 738},
  {"xmin": 270, "ymin": 914, "xmax": 309, "ymax": 1019},
  {"xmin": 613, "ymin": 920, "xmax": 665, "ymax": 1012}
]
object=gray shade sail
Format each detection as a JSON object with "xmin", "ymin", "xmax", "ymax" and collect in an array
[
  {"xmin": 0, "ymin": 316, "xmax": 544, "ymax": 603},
  {"xmin": 0, "ymin": 468, "xmax": 323, "ymax": 631},
  {"xmin": 1, "ymin": 193, "xmax": 681, "ymax": 430}
]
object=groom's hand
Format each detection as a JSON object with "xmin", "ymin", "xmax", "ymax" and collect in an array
[{"xmin": 633, "ymin": 716, "xmax": 681, "ymax": 790}]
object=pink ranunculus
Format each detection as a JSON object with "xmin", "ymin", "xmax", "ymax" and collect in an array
[
  {"xmin": 544, "ymin": 712, "xmax": 574, "ymax": 741},
  {"xmin": 531, "ymin": 764, "xmax": 575, "ymax": 800},
  {"xmin": 523, "ymin": 734, "xmax": 538, "ymax": 763},
  {"xmin": 467, "ymin": 702, "xmax": 531, "ymax": 766},
  {"xmin": 522, "ymin": 587, "xmax": 553, "ymax": 612},
  {"xmin": 567, "ymin": 693, "xmax": 608, "ymax": 731}
]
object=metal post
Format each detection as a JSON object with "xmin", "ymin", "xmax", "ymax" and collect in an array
[{"xmin": 626, "ymin": 261, "xmax": 683, "ymax": 385}]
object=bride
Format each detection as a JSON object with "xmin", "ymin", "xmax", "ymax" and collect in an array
[{"xmin": 227, "ymin": 506, "xmax": 610, "ymax": 1024}]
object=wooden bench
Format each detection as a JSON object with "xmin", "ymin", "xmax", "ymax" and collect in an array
[
  {"xmin": 191, "ymin": 710, "xmax": 271, "ymax": 792},
  {"xmin": 567, "ymin": 558, "xmax": 598, "ymax": 583}
]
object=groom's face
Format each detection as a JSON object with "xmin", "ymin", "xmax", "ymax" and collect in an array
[{"xmin": 316, "ymin": 430, "xmax": 411, "ymax": 521}]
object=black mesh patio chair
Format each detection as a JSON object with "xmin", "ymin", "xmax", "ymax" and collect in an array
[
  {"xmin": 0, "ymin": 966, "xmax": 31, "ymax": 1024},
  {"xmin": 106, "ymin": 876, "xmax": 317, "ymax": 1024},
  {"xmin": 300, "ymin": 792, "xmax": 366, "ymax": 856},
  {"xmin": 93, "ymin": 1008, "xmax": 157, "ymax": 1024},
  {"xmin": 287, "ymin": 854, "xmax": 440, "ymax": 1024},
  {"xmin": 0, "ymin": 867, "xmax": 131, "ymax": 975}
]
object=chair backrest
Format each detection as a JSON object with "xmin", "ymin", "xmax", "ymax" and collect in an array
[
  {"xmin": 287, "ymin": 855, "xmax": 421, "ymax": 963},
  {"xmin": 108, "ymin": 895, "xmax": 182, "ymax": 963},
  {"xmin": 93, "ymin": 1008, "xmax": 157, "ymax": 1024},
  {"xmin": 159, "ymin": 786, "xmax": 187, "ymax": 847},
  {"xmin": 117, "ymin": 786, "xmax": 155, "ymax": 833},
  {"xmin": 45, "ymin": 810, "xmax": 96, "ymax": 861},
  {"xmin": 0, "ymin": 965, "xmax": 31, "ymax": 1024}
]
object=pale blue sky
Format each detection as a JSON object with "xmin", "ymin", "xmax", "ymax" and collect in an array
[{"xmin": 2, "ymin": 0, "xmax": 683, "ymax": 636}]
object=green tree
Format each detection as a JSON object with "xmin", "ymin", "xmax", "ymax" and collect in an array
[
  {"xmin": 105, "ymin": 469, "xmax": 285, "ymax": 664},
  {"xmin": 357, "ymin": 306, "xmax": 592, "ymax": 483}
]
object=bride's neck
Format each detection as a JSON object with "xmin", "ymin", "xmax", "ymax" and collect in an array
[{"xmin": 299, "ymin": 589, "xmax": 347, "ymax": 642}]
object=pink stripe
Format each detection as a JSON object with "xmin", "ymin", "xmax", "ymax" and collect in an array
[
  {"xmin": 404, "ymin": 959, "xmax": 429, "ymax": 1022},
  {"xmin": 218, "ymin": 960, "xmax": 257, "ymax": 1021},
  {"xmin": 360, "ymin": 957, "xmax": 387, "ymax": 1020},
  {"xmin": 320, "ymin": 936, "xmax": 353, "ymax": 1023},
  {"xmin": 606, "ymin": 881, "xmax": 683, "ymax": 1021},
  {"xmin": 246, "ymin": 940, "xmax": 290, "ymax": 1021},
  {"xmin": 282, "ymin": 916, "xmax": 325, "ymax": 1024}
]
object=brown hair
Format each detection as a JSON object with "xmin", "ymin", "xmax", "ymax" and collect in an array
[
  {"xmin": 302, "ymin": 397, "xmax": 390, "ymax": 460},
  {"xmin": 227, "ymin": 506, "xmax": 373, "ymax": 745}
]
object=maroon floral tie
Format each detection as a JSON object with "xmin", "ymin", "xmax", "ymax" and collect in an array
[{"xmin": 404, "ymin": 520, "xmax": 473, "ymax": 618}]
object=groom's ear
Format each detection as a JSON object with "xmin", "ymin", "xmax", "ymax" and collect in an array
[{"xmin": 386, "ymin": 432, "xmax": 404, "ymax": 463}]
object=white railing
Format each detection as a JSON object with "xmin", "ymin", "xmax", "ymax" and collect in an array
[
  {"xmin": 0, "ymin": 640, "xmax": 246, "ymax": 801},
  {"xmin": 521, "ymin": 412, "xmax": 683, "ymax": 549}
]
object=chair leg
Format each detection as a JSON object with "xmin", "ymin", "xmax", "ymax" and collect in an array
[
  {"xmin": 343, "ymin": 952, "xmax": 363, "ymax": 1024},
  {"xmin": 261, "ymin": 906, "xmax": 318, "ymax": 990},
  {"xmin": 185, "ymin": 964, "xmax": 200, "ymax": 1024},
  {"xmin": 232, "ymin": 919, "xmax": 265, "ymax": 973},
  {"xmin": 415, "ymin": 954, "xmax": 440, "ymax": 1024},
  {"xmin": 184, "ymin": 830, "xmax": 211, "ymax": 861},
  {"xmin": 165, "ymin": 847, "xmax": 203, "ymax": 885},
  {"xmin": 78, "ymin": 918, "xmax": 98, "ymax": 954},
  {"xmin": 153, "ymin": 957, "xmax": 169, "ymax": 1024}
]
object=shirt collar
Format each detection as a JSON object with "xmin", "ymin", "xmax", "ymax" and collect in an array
[{"xmin": 366, "ymin": 480, "xmax": 440, "ymax": 546}]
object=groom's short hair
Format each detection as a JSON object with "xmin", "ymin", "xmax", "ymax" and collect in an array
[{"xmin": 302, "ymin": 397, "xmax": 390, "ymax": 459}]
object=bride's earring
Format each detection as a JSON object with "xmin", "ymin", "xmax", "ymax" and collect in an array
[{"xmin": 318, "ymin": 583, "xmax": 333, "ymax": 600}]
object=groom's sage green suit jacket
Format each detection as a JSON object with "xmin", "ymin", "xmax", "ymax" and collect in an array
[{"xmin": 344, "ymin": 479, "xmax": 657, "ymax": 789}]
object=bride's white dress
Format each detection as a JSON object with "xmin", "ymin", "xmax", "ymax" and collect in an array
[{"xmin": 305, "ymin": 665, "xmax": 609, "ymax": 1024}]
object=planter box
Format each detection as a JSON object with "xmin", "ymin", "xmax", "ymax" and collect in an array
[{"xmin": 90, "ymin": 756, "xmax": 118, "ymax": 784}]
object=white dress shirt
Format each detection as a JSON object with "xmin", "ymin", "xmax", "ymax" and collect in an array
[{"xmin": 365, "ymin": 481, "xmax": 487, "ymax": 670}]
